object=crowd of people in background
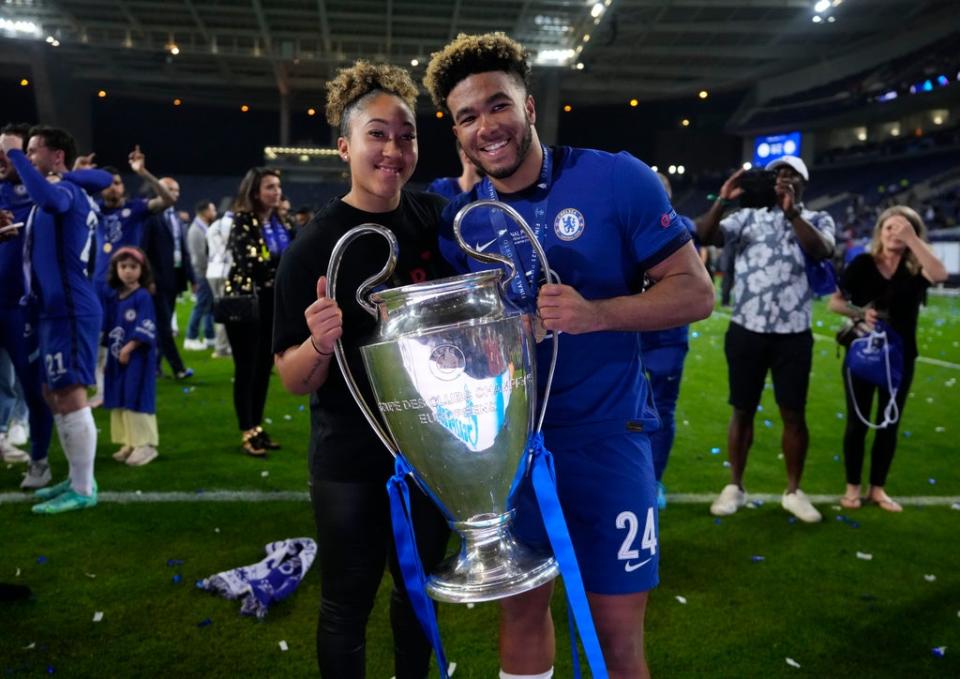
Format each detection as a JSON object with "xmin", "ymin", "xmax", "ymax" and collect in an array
[{"xmin": 0, "ymin": 29, "xmax": 952, "ymax": 678}]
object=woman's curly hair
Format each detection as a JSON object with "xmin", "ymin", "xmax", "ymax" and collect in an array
[
  {"xmin": 325, "ymin": 60, "xmax": 419, "ymax": 137},
  {"xmin": 423, "ymin": 33, "xmax": 530, "ymax": 111}
]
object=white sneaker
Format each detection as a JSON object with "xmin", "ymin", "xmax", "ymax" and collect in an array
[
  {"xmin": 8, "ymin": 421, "xmax": 29, "ymax": 446},
  {"xmin": 0, "ymin": 433, "xmax": 30, "ymax": 463},
  {"xmin": 21, "ymin": 460, "xmax": 52, "ymax": 489},
  {"xmin": 183, "ymin": 338, "xmax": 206, "ymax": 351},
  {"xmin": 126, "ymin": 445, "xmax": 158, "ymax": 467},
  {"xmin": 782, "ymin": 489, "xmax": 822, "ymax": 523},
  {"xmin": 710, "ymin": 483, "xmax": 746, "ymax": 516}
]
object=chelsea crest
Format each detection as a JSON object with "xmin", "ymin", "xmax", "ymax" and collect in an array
[{"xmin": 554, "ymin": 208, "xmax": 585, "ymax": 241}]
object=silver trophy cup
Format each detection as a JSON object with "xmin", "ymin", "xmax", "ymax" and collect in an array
[{"xmin": 327, "ymin": 201, "xmax": 560, "ymax": 603}]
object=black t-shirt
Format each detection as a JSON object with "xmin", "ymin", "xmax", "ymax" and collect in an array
[
  {"xmin": 840, "ymin": 252, "xmax": 931, "ymax": 359},
  {"xmin": 272, "ymin": 190, "xmax": 451, "ymax": 482}
]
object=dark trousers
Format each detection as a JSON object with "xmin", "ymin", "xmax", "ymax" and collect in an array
[
  {"xmin": 153, "ymin": 288, "xmax": 186, "ymax": 374},
  {"xmin": 842, "ymin": 357, "xmax": 915, "ymax": 487},
  {"xmin": 310, "ymin": 477, "xmax": 450, "ymax": 678},
  {"xmin": 224, "ymin": 292, "xmax": 274, "ymax": 431}
]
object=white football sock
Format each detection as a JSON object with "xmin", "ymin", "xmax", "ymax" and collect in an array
[{"xmin": 59, "ymin": 407, "xmax": 97, "ymax": 495}]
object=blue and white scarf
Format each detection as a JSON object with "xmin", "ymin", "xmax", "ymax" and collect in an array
[{"xmin": 200, "ymin": 538, "xmax": 317, "ymax": 619}]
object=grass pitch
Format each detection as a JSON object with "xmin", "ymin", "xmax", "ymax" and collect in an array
[{"xmin": 1, "ymin": 294, "xmax": 958, "ymax": 677}]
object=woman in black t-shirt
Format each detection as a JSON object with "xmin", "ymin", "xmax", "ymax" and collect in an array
[
  {"xmin": 272, "ymin": 61, "xmax": 451, "ymax": 678},
  {"xmin": 828, "ymin": 206, "xmax": 947, "ymax": 512}
]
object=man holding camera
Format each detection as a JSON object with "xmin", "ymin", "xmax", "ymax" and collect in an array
[{"xmin": 696, "ymin": 156, "xmax": 835, "ymax": 523}]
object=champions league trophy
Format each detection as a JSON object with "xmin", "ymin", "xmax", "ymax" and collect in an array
[{"xmin": 326, "ymin": 200, "xmax": 560, "ymax": 603}]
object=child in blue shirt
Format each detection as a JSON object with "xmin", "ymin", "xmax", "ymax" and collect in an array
[{"xmin": 102, "ymin": 247, "xmax": 159, "ymax": 466}]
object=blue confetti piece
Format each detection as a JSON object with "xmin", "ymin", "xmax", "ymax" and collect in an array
[
  {"xmin": 763, "ymin": 419, "xmax": 773, "ymax": 428},
  {"xmin": 182, "ymin": 387, "xmax": 189, "ymax": 394},
  {"xmin": 691, "ymin": 331, "xmax": 700, "ymax": 339},
  {"xmin": 713, "ymin": 518, "xmax": 722, "ymax": 525},
  {"xmin": 833, "ymin": 454, "xmax": 840, "ymax": 462},
  {"xmin": 751, "ymin": 555, "xmax": 765, "ymax": 562},
  {"xmin": 836, "ymin": 412, "xmax": 844, "ymax": 419},
  {"xmin": 816, "ymin": 320, "xmax": 823, "ymax": 327},
  {"xmin": 903, "ymin": 431, "xmax": 911, "ymax": 438},
  {"xmin": 787, "ymin": 517, "xmax": 797, "ymax": 524},
  {"xmin": 197, "ymin": 618, "xmax": 212, "ymax": 628},
  {"xmin": 37, "ymin": 556, "xmax": 48, "ymax": 564},
  {"xmin": 172, "ymin": 574, "xmax": 182, "ymax": 584},
  {"xmin": 722, "ymin": 460, "xmax": 731, "ymax": 468},
  {"xmin": 710, "ymin": 447, "xmax": 721, "ymax": 455},
  {"xmin": 47, "ymin": 666, "xmax": 56, "ymax": 674},
  {"xmin": 928, "ymin": 478, "xmax": 937, "ymax": 485},
  {"xmin": 298, "ymin": 404, "xmax": 305, "ymax": 411},
  {"xmin": 167, "ymin": 559, "xmax": 184, "ymax": 567},
  {"xmin": 931, "ymin": 646, "xmax": 946, "ymax": 658},
  {"xmin": 195, "ymin": 579, "xmax": 206, "ymax": 589},
  {"xmin": 757, "ymin": 405, "xmax": 764, "ymax": 412}
]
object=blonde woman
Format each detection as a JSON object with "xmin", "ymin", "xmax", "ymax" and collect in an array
[{"xmin": 829, "ymin": 206, "xmax": 947, "ymax": 511}]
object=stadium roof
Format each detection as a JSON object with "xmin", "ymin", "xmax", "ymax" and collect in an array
[{"xmin": 0, "ymin": 0, "xmax": 955, "ymax": 111}]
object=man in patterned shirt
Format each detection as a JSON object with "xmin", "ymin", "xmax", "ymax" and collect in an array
[{"xmin": 697, "ymin": 156, "xmax": 835, "ymax": 523}]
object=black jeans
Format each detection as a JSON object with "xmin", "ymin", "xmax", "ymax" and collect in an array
[
  {"xmin": 224, "ymin": 292, "xmax": 274, "ymax": 431},
  {"xmin": 842, "ymin": 356, "xmax": 915, "ymax": 487},
  {"xmin": 309, "ymin": 476, "xmax": 450, "ymax": 678},
  {"xmin": 152, "ymin": 288, "xmax": 186, "ymax": 374}
]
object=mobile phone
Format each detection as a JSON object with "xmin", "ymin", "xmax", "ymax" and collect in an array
[
  {"xmin": 0, "ymin": 222, "xmax": 24, "ymax": 235},
  {"xmin": 739, "ymin": 170, "xmax": 777, "ymax": 209}
]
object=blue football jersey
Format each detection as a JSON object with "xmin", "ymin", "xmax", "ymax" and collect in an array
[
  {"xmin": 93, "ymin": 197, "xmax": 151, "ymax": 284},
  {"xmin": 0, "ymin": 180, "xmax": 33, "ymax": 308},
  {"xmin": 439, "ymin": 146, "xmax": 691, "ymax": 434},
  {"xmin": 101, "ymin": 286, "xmax": 157, "ymax": 413}
]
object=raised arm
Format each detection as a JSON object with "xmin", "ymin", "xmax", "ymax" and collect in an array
[
  {"xmin": 1, "ymin": 143, "xmax": 70, "ymax": 214},
  {"xmin": 695, "ymin": 169, "xmax": 744, "ymax": 247},
  {"xmin": 128, "ymin": 146, "xmax": 175, "ymax": 213}
]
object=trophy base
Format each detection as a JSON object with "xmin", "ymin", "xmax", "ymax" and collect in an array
[{"xmin": 426, "ymin": 512, "xmax": 560, "ymax": 604}]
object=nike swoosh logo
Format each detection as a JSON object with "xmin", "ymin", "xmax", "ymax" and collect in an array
[
  {"xmin": 624, "ymin": 557, "xmax": 653, "ymax": 572},
  {"xmin": 475, "ymin": 238, "xmax": 497, "ymax": 253}
]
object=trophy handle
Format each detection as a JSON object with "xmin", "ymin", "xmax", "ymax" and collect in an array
[
  {"xmin": 326, "ymin": 224, "xmax": 401, "ymax": 457},
  {"xmin": 451, "ymin": 199, "xmax": 558, "ymax": 433}
]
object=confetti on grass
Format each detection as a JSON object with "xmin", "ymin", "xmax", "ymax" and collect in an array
[
  {"xmin": 167, "ymin": 559, "xmax": 184, "ymax": 567},
  {"xmin": 36, "ymin": 556, "xmax": 47, "ymax": 565},
  {"xmin": 925, "ymin": 574, "xmax": 937, "ymax": 582},
  {"xmin": 751, "ymin": 555, "xmax": 765, "ymax": 562},
  {"xmin": 675, "ymin": 595, "xmax": 687, "ymax": 604},
  {"xmin": 261, "ymin": 470, "xmax": 270, "ymax": 478},
  {"xmin": 279, "ymin": 640, "xmax": 288, "ymax": 652},
  {"xmin": 197, "ymin": 618, "xmax": 212, "ymax": 628},
  {"xmin": 932, "ymin": 647, "xmax": 946, "ymax": 658},
  {"xmin": 785, "ymin": 658, "xmax": 801, "ymax": 669},
  {"xmin": 856, "ymin": 552, "xmax": 873, "ymax": 561},
  {"xmin": 92, "ymin": 611, "xmax": 103, "ymax": 622},
  {"xmin": 710, "ymin": 447, "xmax": 721, "ymax": 455}
]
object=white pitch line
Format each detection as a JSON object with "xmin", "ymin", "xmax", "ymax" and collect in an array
[
  {"xmin": 0, "ymin": 490, "xmax": 309, "ymax": 505},
  {"xmin": 1, "ymin": 490, "xmax": 957, "ymax": 507},
  {"xmin": 705, "ymin": 310, "xmax": 960, "ymax": 370}
]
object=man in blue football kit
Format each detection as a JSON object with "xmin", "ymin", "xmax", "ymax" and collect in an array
[
  {"xmin": 89, "ymin": 147, "xmax": 174, "ymax": 404},
  {"xmin": 0, "ymin": 126, "xmax": 110, "ymax": 513},
  {"xmin": 425, "ymin": 33, "xmax": 715, "ymax": 679}
]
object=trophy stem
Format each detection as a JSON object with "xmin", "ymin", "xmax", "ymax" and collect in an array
[{"xmin": 426, "ymin": 511, "xmax": 559, "ymax": 604}]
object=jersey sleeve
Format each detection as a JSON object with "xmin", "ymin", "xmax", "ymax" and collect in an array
[
  {"xmin": 130, "ymin": 197, "xmax": 152, "ymax": 221},
  {"xmin": 62, "ymin": 169, "xmax": 112, "ymax": 194},
  {"xmin": 612, "ymin": 152, "xmax": 691, "ymax": 271},
  {"xmin": 131, "ymin": 291, "xmax": 158, "ymax": 345},
  {"xmin": 7, "ymin": 150, "xmax": 71, "ymax": 214}
]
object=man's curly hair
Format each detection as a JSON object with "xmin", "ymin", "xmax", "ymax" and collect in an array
[
  {"xmin": 423, "ymin": 33, "xmax": 531, "ymax": 111},
  {"xmin": 325, "ymin": 60, "xmax": 419, "ymax": 137}
]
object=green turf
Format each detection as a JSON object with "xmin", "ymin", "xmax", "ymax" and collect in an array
[{"xmin": 1, "ymin": 293, "xmax": 958, "ymax": 677}]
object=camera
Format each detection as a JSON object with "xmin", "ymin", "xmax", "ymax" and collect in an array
[{"xmin": 738, "ymin": 169, "xmax": 777, "ymax": 209}]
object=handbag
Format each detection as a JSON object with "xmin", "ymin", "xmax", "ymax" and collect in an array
[
  {"xmin": 213, "ymin": 294, "xmax": 259, "ymax": 323},
  {"xmin": 844, "ymin": 321, "xmax": 903, "ymax": 429}
]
